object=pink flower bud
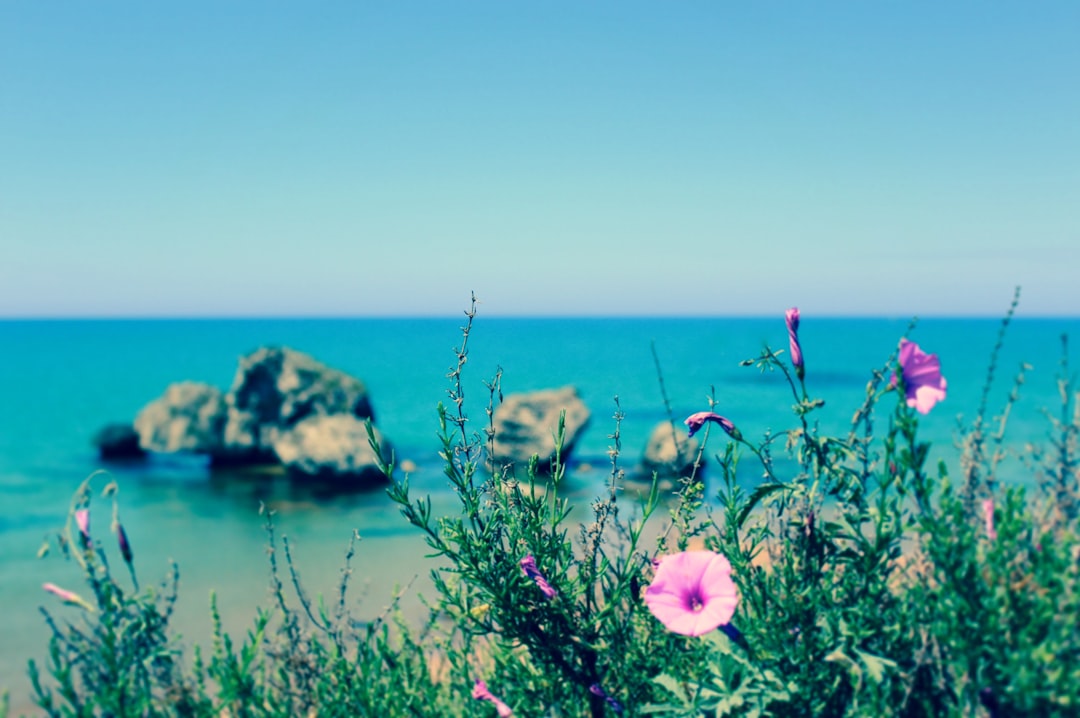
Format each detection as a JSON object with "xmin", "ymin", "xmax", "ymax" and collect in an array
[
  {"xmin": 42, "ymin": 582, "xmax": 94, "ymax": 611},
  {"xmin": 116, "ymin": 522, "xmax": 134, "ymax": 564},
  {"xmin": 520, "ymin": 555, "xmax": 557, "ymax": 599},
  {"xmin": 684, "ymin": 412, "xmax": 741, "ymax": 441},
  {"xmin": 589, "ymin": 684, "xmax": 624, "ymax": 714},
  {"xmin": 74, "ymin": 508, "xmax": 91, "ymax": 546},
  {"xmin": 785, "ymin": 307, "xmax": 805, "ymax": 380},
  {"xmin": 982, "ymin": 498, "xmax": 997, "ymax": 541},
  {"xmin": 472, "ymin": 680, "xmax": 513, "ymax": 717}
]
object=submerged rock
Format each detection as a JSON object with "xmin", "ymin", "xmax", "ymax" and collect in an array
[
  {"xmin": 488, "ymin": 386, "xmax": 590, "ymax": 473},
  {"xmin": 134, "ymin": 382, "xmax": 227, "ymax": 454},
  {"xmin": 272, "ymin": 414, "xmax": 392, "ymax": 487},
  {"xmin": 92, "ymin": 423, "xmax": 146, "ymax": 461},
  {"xmin": 216, "ymin": 347, "xmax": 375, "ymax": 466},
  {"xmin": 638, "ymin": 421, "xmax": 701, "ymax": 481}
]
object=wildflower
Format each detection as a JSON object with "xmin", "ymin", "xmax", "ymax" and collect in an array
[
  {"xmin": 785, "ymin": 307, "xmax": 805, "ymax": 380},
  {"xmin": 979, "ymin": 687, "xmax": 1002, "ymax": 718},
  {"xmin": 720, "ymin": 622, "xmax": 751, "ymax": 651},
  {"xmin": 589, "ymin": 684, "xmax": 624, "ymax": 714},
  {"xmin": 74, "ymin": 508, "xmax": 91, "ymax": 546},
  {"xmin": 589, "ymin": 683, "xmax": 623, "ymax": 713},
  {"xmin": 644, "ymin": 550, "xmax": 739, "ymax": 636},
  {"xmin": 520, "ymin": 555, "xmax": 557, "ymax": 599},
  {"xmin": 982, "ymin": 498, "xmax": 997, "ymax": 541},
  {"xmin": 684, "ymin": 412, "xmax": 742, "ymax": 441},
  {"xmin": 895, "ymin": 339, "xmax": 947, "ymax": 414},
  {"xmin": 42, "ymin": 582, "xmax": 95, "ymax": 612},
  {"xmin": 472, "ymin": 680, "xmax": 513, "ymax": 717},
  {"xmin": 116, "ymin": 521, "xmax": 134, "ymax": 564}
]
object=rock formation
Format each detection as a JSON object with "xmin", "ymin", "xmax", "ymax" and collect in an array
[
  {"xmin": 216, "ymin": 346, "xmax": 375, "ymax": 466},
  {"xmin": 639, "ymin": 420, "xmax": 701, "ymax": 481},
  {"xmin": 272, "ymin": 415, "xmax": 392, "ymax": 487},
  {"xmin": 117, "ymin": 346, "xmax": 388, "ymax": 486},
  {"xmin": 488, "ymin": 386, "xmax": 590, "ymax": 473},
  {"xmin": 134, "ymin": 381, "xmax": 227, "ymax": 454}
]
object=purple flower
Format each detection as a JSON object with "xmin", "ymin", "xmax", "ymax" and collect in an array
[
  {"xmin": 116, "ymin": 522, "xmax": 134, "ymax": 564},
  {"xmin": 644, "ymin": 550, "xmax": 739, "ymax": 636},
  {"xmin": 684, "ymin": 412, "xmax": 741, "ymax": 441},
  {"xmin": 983, "ymin": 498, "xmax": 997, "ymax": 541},
  {"xmin": 520, "ymin": 555, "xmax": 557, "ymax": 599},
  {"xmin": 589, "ymin": 684, "xmax": 624, "ymax": 714},
  {"xmin": 896, "ymin": 339, "xmax": 948, "ymax": 414},
  {"xmin": 74, "ymin": 508, "xmax": 91, "ymax": 546},
  {"xmin": 720, "ymin": 622, "xmax": 750, "ymax": 651},
  {"xmin": 472, "ymin": 680, "xmax": 513, "ymax": 717},
  {"xmin": 785, "ymin": 307, "xmax": 805, "ymax": 380},
  {"xmin": 42, "ymin": 582, "xmax": 95, "ymax": 611}
]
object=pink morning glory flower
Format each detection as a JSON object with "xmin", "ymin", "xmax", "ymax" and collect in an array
[
  {"xmin": 520, "ymin": 555, "xmax": 557, "ymax": 599},
  {"xmin": 684, "ymin": 412, "xmax": 741, "ymax": 441},
  {"xmin": 472, "ymin": 680, "xmax": 513, "ymax": 717},
  {"xmin": 983, "ymin": 498, "xmax": 997, "ymax": 541},
  {"xmin": 644, "ymin": 550, "xmax": 739, "ymax": 636},
  {"xmin": 785, "ymin": 307, "xmax": 805, "ymax": 380},
  {"xmin": 896, "ymin": 339, "xmax": 948, "ymax": 414}
]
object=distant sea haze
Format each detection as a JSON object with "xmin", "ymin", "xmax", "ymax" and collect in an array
[{"xmin": 1, "ymin": 316, "xmax": 1076, "ymax": 705}]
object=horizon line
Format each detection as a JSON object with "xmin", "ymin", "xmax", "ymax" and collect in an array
[{"xmin": 2, "ymin": 313, "xmax": 1078, "ymax": 322}]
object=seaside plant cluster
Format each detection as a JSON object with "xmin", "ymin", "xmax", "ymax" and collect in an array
[{"xmin": 9, "ymin": 291, "xmax": 1080, "ymax": 717}]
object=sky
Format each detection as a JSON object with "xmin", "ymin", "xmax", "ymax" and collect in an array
[{"xmin": 1, "ymin": 2, "xmax": 1078, "ymax": 318}]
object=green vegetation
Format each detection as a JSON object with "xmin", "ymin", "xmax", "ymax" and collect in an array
[{"xmin": 11, "ymin": 293, "xmax": 1080, "ymax": 717}]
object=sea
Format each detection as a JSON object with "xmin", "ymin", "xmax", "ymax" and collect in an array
[{"xmin": 1, "ymin": 315, "xmax": 1077, "ymax": 709}]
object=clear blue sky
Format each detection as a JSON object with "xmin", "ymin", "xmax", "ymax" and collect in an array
[{"xmin": 2, "ymin": 2, "xmax": 1077, "ymax": 317}]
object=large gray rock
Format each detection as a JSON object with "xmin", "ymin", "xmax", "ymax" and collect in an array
[
  {"xmin": 217, "ymin": 347, "xmax": 375, "ymax": 465},
  {"xmin": 488, "ymin": 386, "xmax": 590, "ymax": 472},
  {"xmin": 134, "ymin": 382, "xmax": 227, "ymax": 454},
  {"xmin": 639, "ymin": 421, "xmax": 701, "ymax": 481},
  {"xmin": 272, "ymin": 415, "xmax": 392, "ymax": 486}
]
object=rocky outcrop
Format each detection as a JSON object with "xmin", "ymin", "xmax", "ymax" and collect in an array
[
  {"xmin": 216, "ymin": 347, "xmax": 375, "ymax": 465},
  {"xmin": 638, "ymin": 421, "xmax": 701, "ymax": 481},
  {"xmin": 488, "ymin": 386, "xmax": 590, "ymax": 472},
  {"xmin": 92, "ymin": 423, "xmax": 146, "ymax": 460},
  {"xmin": 123, "ymin": 346, "xmax": 388, "ymax": 486},
  {"xmin": 134, "ymin": 382, "xmax": 227, "ymax": 454},
  {"xmin": 272, "ymin": 415, "xmax": 392, "ymax": 487}
]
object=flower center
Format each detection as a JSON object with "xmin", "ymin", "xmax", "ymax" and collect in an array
[{"xmin": 689, "ymin": 594, "xmax": 704, "ymax": 612}]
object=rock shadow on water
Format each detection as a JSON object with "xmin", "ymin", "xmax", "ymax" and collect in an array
[{"xmin": 207, "ymin": 461, "xmax": 392, "ymax": 505}]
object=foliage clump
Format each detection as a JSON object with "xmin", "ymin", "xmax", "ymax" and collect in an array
[{"xmin": 13, "ymin": 290, "xmax": 1080, "ymax": 717}]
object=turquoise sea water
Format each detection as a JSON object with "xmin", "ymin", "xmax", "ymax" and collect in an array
[{"xmin": 1, "ymin": 315, "xmax": 1077, "ymax": 707}]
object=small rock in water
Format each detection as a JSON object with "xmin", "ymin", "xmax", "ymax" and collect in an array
[
  {"xmin": 92, "ymin": 423, "xmax": 146, "ymax": 461},
  {"xmin": 635, "ymin": 421, "xmax": 702, "ymax": 482}
]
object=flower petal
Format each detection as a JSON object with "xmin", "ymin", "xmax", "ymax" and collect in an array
[{"xmin": 909, "ymin": 382, "xmax": 947, "ymax": 414}]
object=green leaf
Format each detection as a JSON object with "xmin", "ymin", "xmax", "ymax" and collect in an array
[{"xmin": 736, "ymin": 482, "xmax": 790, "ymax": 529}]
